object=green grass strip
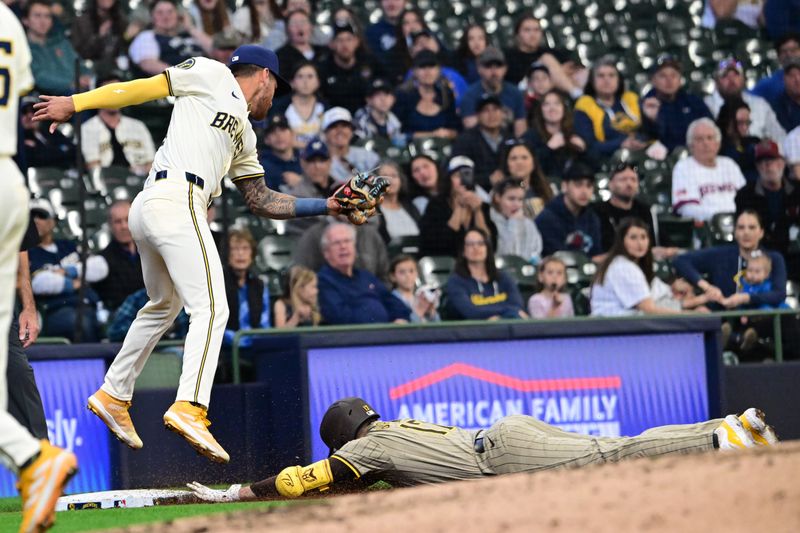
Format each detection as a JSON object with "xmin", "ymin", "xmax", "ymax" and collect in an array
[{"xmin": 0, "ymin": 498, "xmax": 290, "ymax": 532}]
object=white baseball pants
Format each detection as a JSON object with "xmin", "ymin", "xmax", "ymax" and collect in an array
[
  {"xmin": 0, "ymin": 158, "xmax": 41, "ymax": 472},
  {"xmin": 102, "ymin": 175, "xmax": 229, "ymax": 408}
]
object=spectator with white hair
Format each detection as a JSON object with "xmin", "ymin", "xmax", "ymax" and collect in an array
[
  {"xmin": 671, "ymin": 117, "xmax": 746, "ymax": 222},
  {"xmin": 704, "ymin": 58, "xmax": 786, "ymax": 143},
  {"xmin": 316, "ymin": 223, "xmax": 409, "ymax": 325}
]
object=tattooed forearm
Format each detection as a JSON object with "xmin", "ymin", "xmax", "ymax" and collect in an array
[{"xmin": 235, "ymin": 177, "xmax": 296, "ymax": 219}]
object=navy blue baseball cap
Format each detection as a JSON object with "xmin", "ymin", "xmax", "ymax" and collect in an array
[
  {"xmin": 301, "ymin": 137, "xmax": 330, "ymax": 160},
  {"xmin": 229, "ymin": 45, "xmax": 292, "ymax": 97}
]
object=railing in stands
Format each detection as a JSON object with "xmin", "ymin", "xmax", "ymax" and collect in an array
[{"xmin": 229, "ymin": 309, "xmax": 798, "ymax": 384}]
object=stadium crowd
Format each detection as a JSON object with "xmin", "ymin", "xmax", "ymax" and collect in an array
[{"xmin": 8, "ymin": 0, "xmax": 800, "ymax": 363}]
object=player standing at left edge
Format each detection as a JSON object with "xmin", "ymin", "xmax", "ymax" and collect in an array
[
  {"xmin": 33, "ymin": 45, "xmax": 385, "ymax": 464},
  {"xmin": 0, "ymin": 4, "xmax": 78, "ymax": 532}
]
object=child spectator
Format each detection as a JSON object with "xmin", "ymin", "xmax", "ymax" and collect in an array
[
  {"xmin": 489, "ymin": 178, "xmax": 542, "ymax": 262},
  {"xmin": 527, "ymin": 256, "xmax": 574, "ymax": 318},
  {"xmin": 354, "ymin": 78, "xmax": 404, "ymax": 145},
  {"xmin": 273, "ymin": 266, "xmax": 321, "ymax": 328},
  {"xmin": 271, "ymin": 62, "xmax": 326, "ymax": 150},
  {"xmin": 389, "ymin": 255, "xmax": 440, "ymax": 323},
  {"xmin": 731, "ymin": 251, "xmax": 790, "ymax": 310}
]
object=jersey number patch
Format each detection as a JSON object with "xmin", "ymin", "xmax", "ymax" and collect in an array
[
  {"xmin": 0, "ymin": 41, "xmax": 12, "ymax": 108},
  {"xmin": 398, "ymin": 419, "xmax": 455, "ymax": 435}
]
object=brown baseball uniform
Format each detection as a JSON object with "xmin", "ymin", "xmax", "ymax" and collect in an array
[{"xmin": 331, "ymin": 416, "xmax": 719, "ymax": 485}]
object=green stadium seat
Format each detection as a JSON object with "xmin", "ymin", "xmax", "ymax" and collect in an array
[
  {"xmin": 387, "ymin": 235, "xmax": 421, "ymax": 258},
  {"xmin": 657, "ymin": 215, "xmax": 694, "ymax": 249},
  {"xmin": 418, "ymin": 255, "xmax": 455, "ymax": 288},
  {"xmin": 256, "ymin": 234, "xmax": 295, "ymax": 273},
  {"xmin": 134, "ymin": 352, "xmax": 183, "ymax": 391},
  {"xmin": 653, "ymin": 259, "xmax": 673, "ymax": 282},
  {"xmin": 553, "ymin": 251, "xmax": 596, "ymax": 288},
  {"xmin": 90, "ymin": 166, "xmax": 144, "ymax": 197},
  {"xmin": 706, "ymin": 212, "xmax": 736, "ymax": 245},
  {"xmin": 28, "ymin": 167, "xmax": 68, "ymax": 198},
  {"xmin": 495, "ymin": 255, "xmax": 538, "ymax": 297}
]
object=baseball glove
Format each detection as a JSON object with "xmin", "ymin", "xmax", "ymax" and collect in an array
[{"xmin": 332, "ymin": 171, "xmax": 389, "ymax": 225}]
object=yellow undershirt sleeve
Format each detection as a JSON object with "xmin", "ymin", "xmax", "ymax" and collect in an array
[{"xmin": 72, "ymin": 73, "xmax": 171, "ymax": 113}]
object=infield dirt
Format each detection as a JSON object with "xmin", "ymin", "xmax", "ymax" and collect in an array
[{"xmin": 112, "ymin": 440, "xmax": 800, "ymax": 532}]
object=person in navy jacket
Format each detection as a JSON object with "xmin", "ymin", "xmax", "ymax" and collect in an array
[
  {"xmin": 642, "ymin": 54, "xmax": 713, "ymax": 152},
  {"xmin": 317, "ymin": 222, "xmax": 410, "ymax": 325},
  {"xmin": 535, "ymin": 159, "xmax": 604, "ymax": 259},
  {"xmin": 673, "ymin": 209, "xmax": 787, "ymax": 310},
  {"xmin": 445, "ymin": 228, "xmax": 527, "ymax": 320}
]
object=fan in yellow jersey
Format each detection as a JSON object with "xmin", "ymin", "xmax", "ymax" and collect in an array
[
  {"xmin": 1, "ymin": 5, "xmax": 78, "ymax": 532},
  {"xmin": 33, "ymin": 46, "xmax": 385, "ymax": 464},
  {"xmin": 187, "ymin": 397, "xmax": 778, "ymax": 502}
]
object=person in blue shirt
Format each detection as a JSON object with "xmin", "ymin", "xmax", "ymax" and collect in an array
[
  {"xmin": 642, "ymin": 54, "xmax": 713, "ymax": 152},
  {"xmin": 752, "ymin": 33, "xmax": 800, "ymax": 104},
  {"xmin": 259, "ymin": 114, "xmax": 303, "ymax": 190},
  {"xmin": 317, "ymin": 223, "xmax": 410, "ymax": 325},
  {"xmin": 365, "ymin": 0, "xmax": 404, "ymax": 66},
  {"xmin": 673, "ymin": 209, "xmax": 799, "ymax": 359},
  {"xmin": 393, "ymin": 50, "xmax": 461, "ymax": 140},
  {"xmin": 673, "ymin": 209, "xmax": 787, "ymax": 310},
  {"xmin": 222, "ymin": 229, "xmax": 270, "ymax": 348},
  {"xmin": 763, "ymin": 0, "xmax": 800, "ymax": 41},
  {"xmin": 460, "ymin": 47, "xmax": 527, "ymax": 138},
  {"xmin": 535, "ymin": 159, "xmax": 604, "ymax": 259},
  {"xmin": 767, "ymin": 58, "xmax": 800, "ymax": 133},
  {"xmin": 445, "ymin": 228, "xmax": 527, "ymax": 320}
]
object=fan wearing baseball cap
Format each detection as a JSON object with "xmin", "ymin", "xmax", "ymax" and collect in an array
[
  {"xmin": 768, "ymin": 57, "xmax": 800, "ymax": 132},
  {"xmin": 735, "ymin": 139, "xmax": 800, "ymax": 279},
  {"xmin": 704, "ymin": 58, "xmax": 786, "ymax": 143},
  {"xmin": 321, "ymin": 107, "xmax": 381, "ymax": 182},
  {"xmin": 353, "ymin": 78, "xmax": 404, "ymax": 145},
  {"xmin": 642, "ymin": 54, "xmax": 714, "ymax": 151},
  {"xmin": 260, "ymin": 114, "xmax": 303, "ymax": 190},
  {"xmin": 460, "ymin": 47, "xmax": 527, "ymax": 137},
  {"xmin": 535, "ymin": 158, "xmax": 604, "ymax": 259},
  {"xmin": 316, "ymin": 21, "xmax": 383, "ymax": 113}
]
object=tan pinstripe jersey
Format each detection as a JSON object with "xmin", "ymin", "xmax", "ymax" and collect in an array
[{"xmin": 331, "ymin": 419, "xmax": 487, "ymax": 486}]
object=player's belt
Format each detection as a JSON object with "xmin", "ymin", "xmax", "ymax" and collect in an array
[
  {"xmin": 155, "ymin": 170, "xmax": 205, "ymax": 190},
  {"xmin": 474, "ymin": 431, "xmax": 485, "ymax": 454}
]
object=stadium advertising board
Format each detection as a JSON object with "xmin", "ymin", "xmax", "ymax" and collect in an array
[
  {"xmin": 0, "ymin": 359, "xmax": 111, "ymax": 497},
  {"xmin": 307, "ymin": 333, "xmax": 709, "ymax": 461}
]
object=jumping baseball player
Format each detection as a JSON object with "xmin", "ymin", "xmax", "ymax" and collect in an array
[
  {"xmin": 33, "ymin": 47, "xmax": 386, "ymax": 464},
  {"xmin": 1, "ymin": 5, "xmax": 78, "ymax": 532},
  {"xmin": 187, "ymin": 396, "xmax": 778, "ymax": 502}
]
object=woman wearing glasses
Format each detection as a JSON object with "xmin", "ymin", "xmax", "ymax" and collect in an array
[
  {"xmin": 716, "ymin": 98, "xmax": 761, "ymax": 182},
  {"xmin": 445, "ymin": 229, "xmax": 528, "ymax": 320}
]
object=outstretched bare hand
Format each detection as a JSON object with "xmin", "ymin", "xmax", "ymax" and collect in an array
[{"xmin": 33, "ymin": 95, "xmax": 76, "ymax": 133}]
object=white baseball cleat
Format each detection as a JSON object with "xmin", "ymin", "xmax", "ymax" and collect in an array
[
  {"xmin": 739, "ymin": 408, "xmax": 779, "ymax": 446},
  {"xmin": 715, "ymin": 414, "xmax": 756, "ymax": 450}
]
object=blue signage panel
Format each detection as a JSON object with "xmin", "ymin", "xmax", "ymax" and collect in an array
[
  {"xmin": 307, "ymin": 333, "xmax": 709, "ymax": 461},
  {"xmin": 0, "ymin": 359, "xmax": 111, "ymax": 497}
]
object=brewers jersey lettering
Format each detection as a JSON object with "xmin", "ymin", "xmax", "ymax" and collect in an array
[
  {"xmin": 146, "ymin": 57, "xmax": 264, "ymax": 203},
  {"xmin": 0, "ymin": 3, "xmax": 45, "ymax": 470},
  {"xmin": 332, "ymin": 416, "xmax": 719, "ymax": 486},
  {"xmin": 102, "ymin": 56, "xmax": 270, "ymax": 409}
]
